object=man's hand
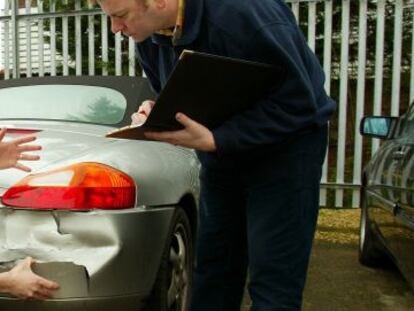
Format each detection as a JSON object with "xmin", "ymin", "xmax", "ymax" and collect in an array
[
  {"xmin": 145, "ymin": 113, "xmax": 217, "ymax": 152},
  {"xmin": 0, "ymin": 129, "xmax": 41, "ymax": 172},
  {"xmin": 131, "ymin": 100, "xmax": 155, "ymax": 125},
  {"xmin": 1, "ymin": 257, "xmax": 59, "ymax": 300}
]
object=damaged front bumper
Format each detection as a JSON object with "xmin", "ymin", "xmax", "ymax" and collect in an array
[{"xmin": 0, "ymin": 205, "xmax": 175, "ymax": 310}]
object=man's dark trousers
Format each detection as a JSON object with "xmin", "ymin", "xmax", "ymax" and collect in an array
[{"xmin": 191, "ymin": 125, "xmax": 328, "ymax": 311}]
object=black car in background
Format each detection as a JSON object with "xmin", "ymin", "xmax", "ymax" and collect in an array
[{"xmin": 359, "ymin": 103, "xmax": 414, "ymax": 288}]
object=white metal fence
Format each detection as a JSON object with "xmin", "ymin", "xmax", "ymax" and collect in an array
[{"xmin": 1, "ymin": 0, "xmax": 413, "ymax": 208}]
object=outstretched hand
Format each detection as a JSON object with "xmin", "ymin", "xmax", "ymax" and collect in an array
[
  {"xmin": 0, "ymin": 128, "xmax": 41, "ymax": 172},
  {"xmin": 1, "ymin": 257, "xmax": 59, "ymax": 300},
  {"xmin": 144, "ymin": 113, "xmax": 217, "ymax": 152}
]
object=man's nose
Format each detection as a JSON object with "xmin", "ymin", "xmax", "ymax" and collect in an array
[{"xmin": 110, "ymin": 18, "xmax": 124, "ymax": 34}]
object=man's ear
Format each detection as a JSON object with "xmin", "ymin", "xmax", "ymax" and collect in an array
[{"xmin": 153, "ymin": 0, "xmax": 167, "ymax": 9}]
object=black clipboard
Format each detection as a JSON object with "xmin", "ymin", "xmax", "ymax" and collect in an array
[{"xmin": 106, "ymin": 50, "xmax": 285, "ymax": 140}]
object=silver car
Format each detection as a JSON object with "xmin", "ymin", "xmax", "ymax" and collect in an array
[{"xmin": 0, "ymin": 76, "xmax": 199, "ymax": 311}]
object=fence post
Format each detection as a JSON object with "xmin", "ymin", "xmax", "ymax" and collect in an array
[
  {"xmin": 411, "ymin": 4, "xmax": 414, "ymax": 104},
  {"xmin": 37, "ymin": 0, "xmax": 44, "ymax": 77},
  {"xmin": 75, "ymin": 0, "xmax": 82, "ymax": 76},
  {"xmin": 62, "ymin": 0, "xmax": 69, "ymax": 76},
  {"xmin": 88, "ymin": 1, "xmax": 95, "ymax": 76},
  {"xmin": 25, "ymin": 0, "xmax": 32, "ymax": 77},
  {"xmin": 50, "ymin": 0, "xmax": 56, "ymax": 76},
  {"xmin": 335, "ymin": 0, "xmax": 351, "ymax": 207},
  {"xmin": 352, "ymin": 0, "xmax": 368, "ymax": 208},
  {"xmin": 391, "ymin": 0, "xmax": 403, "ymax": 116},
  {"xmin": 115, "ymin": 32, "xmax": 122, "ymax": 76},
  {"xmin": 11, "ymin": 0, "xmax": 19, "ymax": 78},
  {"xmin": 320, "ymin": 0, "xmax": 333, "ymax": 207}
]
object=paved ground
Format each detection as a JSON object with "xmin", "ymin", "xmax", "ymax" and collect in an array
[{"xmin": 242, "ymin": 209, "xmax": 414, "ymax": 311}]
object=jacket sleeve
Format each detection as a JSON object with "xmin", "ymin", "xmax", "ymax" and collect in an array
[{"xmin": 212, "ymin": 23, "xmax": 335, "ymax": 156}]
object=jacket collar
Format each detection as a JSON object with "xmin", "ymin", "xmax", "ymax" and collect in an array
[{"xmin": 151, "ymin": 0, "xmax": 204, "ymax": 46}]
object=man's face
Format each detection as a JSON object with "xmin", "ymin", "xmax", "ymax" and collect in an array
[{"xmin": 99, "ymin": 0, "xmax": 167, "ymax": 42}]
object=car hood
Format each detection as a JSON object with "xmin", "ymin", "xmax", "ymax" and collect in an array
[{"xmin": 0, "ymin": 120, "xmax": 116, "ymax": 189}]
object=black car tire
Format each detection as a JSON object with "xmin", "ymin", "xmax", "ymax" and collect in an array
[
  {"xmin": 359, "ymin": 192, "xmax": 388, "ymax": 267},
  {"xmin": 143, "ymin": 207, "xmax": 193, "ymax": 311}
]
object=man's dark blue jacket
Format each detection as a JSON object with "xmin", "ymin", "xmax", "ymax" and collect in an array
[{"xmin": 136, "ymin": 0, "xmax": 336, "ymax": 160}]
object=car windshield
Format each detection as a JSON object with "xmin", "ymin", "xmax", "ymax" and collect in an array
[{"xmin": 0, "ymin": 84, "xmax": 127, "ymax": 125}]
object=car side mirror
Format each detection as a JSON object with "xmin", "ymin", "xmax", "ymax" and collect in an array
[{"xmin": 360, "ymin": 116, "xmax": 399, "ymax": 139}]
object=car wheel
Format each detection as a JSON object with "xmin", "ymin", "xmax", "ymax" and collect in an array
[
  {"xmin": 144, "ymin": 207, "xmax": 193, "ymax": 311},
  {"xmin": 359, "ymin": 191, "xmax": 388, "ymax": 267}
]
